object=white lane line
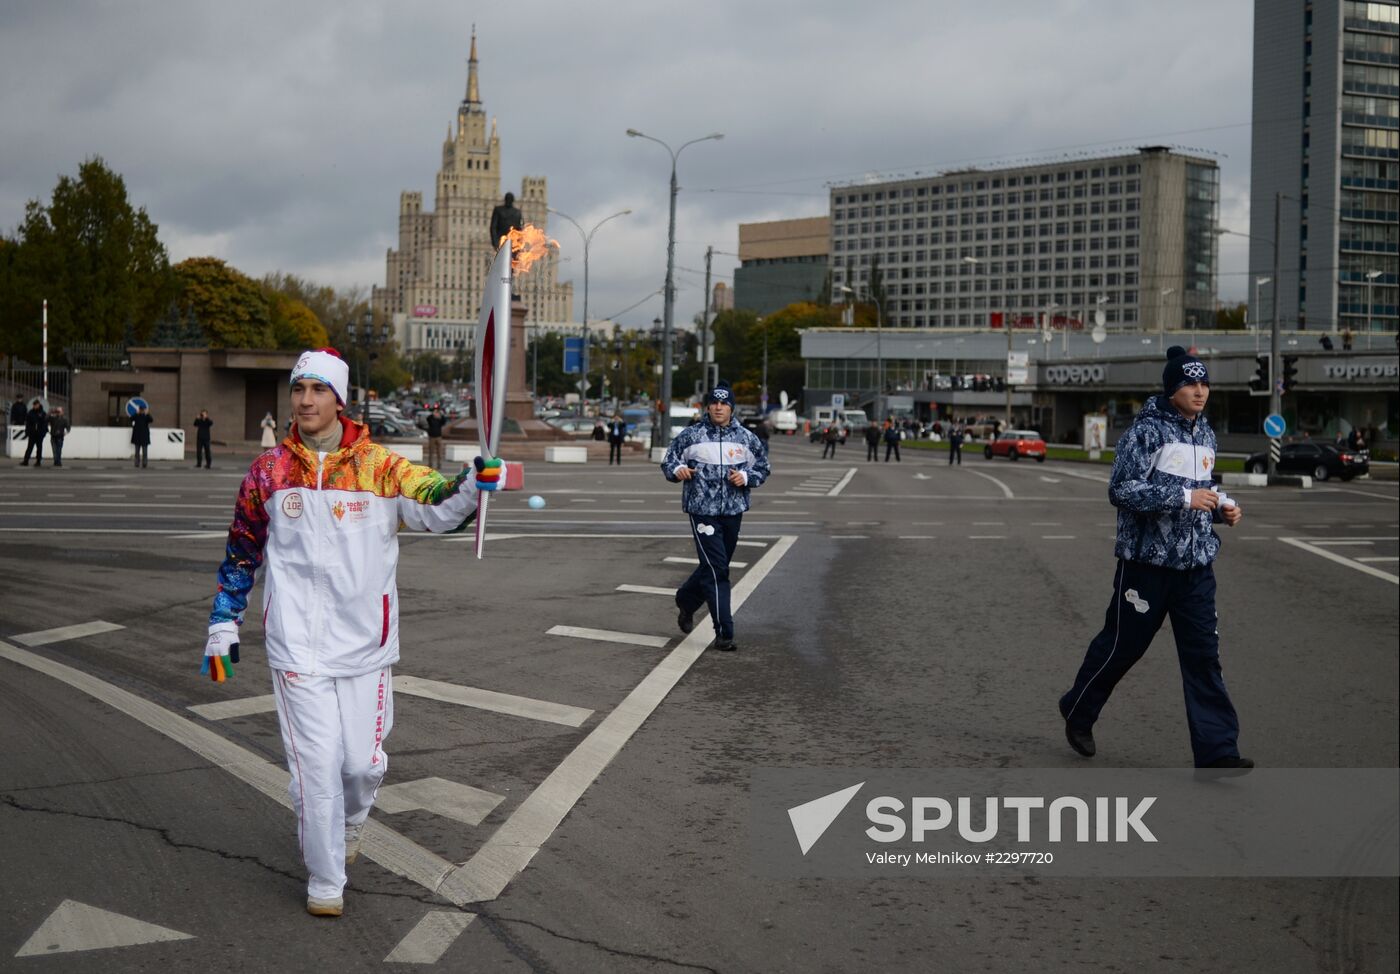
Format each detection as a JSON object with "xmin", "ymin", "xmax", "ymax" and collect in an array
[
  {"xmin": 972, "ymin": 521, "xmax": 1005, "ymax": 526},
  {"xmin": 1042, "ymin": 535, "xmax": 1077, "ymax": 540},
  {"xmin": 1039, "ymin": 476, "xmax": 1061, "ymax": 483},
  {"xmin": 913, "ymin": 521, "xmax": 944, "ymax": 525},
  {"xmin": 770, "ymin": 500, "xmax": 797, "ymax": 504},
  {"xmin": 394, "ymin": 675, "xmax": 595, "ymax": 727},
  {"xmin": 1312, "ymin": 540, "xmax": 1376, "ymax": 546},
  {"xmin": 168, "ymin": 532, "xmax": 228, "ymax": 540},
  {"xmin": 190, "ymin": 676, "xmax": 595, "ymax": 728},
  {"xmin": 968, "ymin": 535, "xmax": 1007, "ymax": 540},
  {"xmin": 384, "ymin": 912, "xmax": 477, "ymax": 965},
  {"xmin": 846, "ymin": 521, "xmax": 880, "ymax": 525},
  {"xmin": 568, "ymin": 498, "xmax": 597, "ymax": 504},
  {"xmin": 663, "ymin": 556, "xmax": 749, "ymax": 568},
  {"xmin": 16, "ymin": 900, "xmax": 194, "ymax": 956},
  {"xmin": 1032, "ymin": 522, "xmax": 1062, "ymax": 526},
  {"xmin": 1324, "ymin": 486, "xmax": 1400, "ymax": 502},
  {"xmin": 965, "ymin": 468, "xmax": 1014, "ymax": 499},
  {"xmin": 616, "ymin": 584, "xmax": 675, "ymax": 596},
  {"xmin": 435, "ymin": 536, "xmax": 798, "ymax": 907},
  {"xmin": 1279, "ymin": 537, "xmax": 1399, "ymax": 585},
  {"xmin": 0, "ymin": 640, "xmax": 463, "ymax": 903},
  {"xmin": 828, "ymin": 467, "xmax": 859, "ymax": 496},
  {"xmin": 619, "ymin": 499, "xmax": 645, "ymax": 504},
  {"xmin": 1358, "ymin": 556, "xmax": 1400, "ymax": 563},
  {"xmin": 12, "ymin": 620, "xmax": 125, "ymax": 647},
  {"xmin": 545, "ymin": 625, "xmax": 670, "ymax": 648},
  {"xmin": 376, "ymin": 777, "xmax": 505, "ymax": 827},
  {"xmin": 736, "ymin": 540, "xmax": 768, "ymax": 547},
  {"xmin": 899, "ymin": 535, "xmax": 935, "ymax": 539},
  {"xmin": 1048, "ymin": 467, "xmax": 1112, "ymax": 484}
]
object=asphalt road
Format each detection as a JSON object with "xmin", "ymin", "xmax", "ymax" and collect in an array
[{"xmin": 2, "ymin": 438, "xmax": 1397, "ymax": 973}]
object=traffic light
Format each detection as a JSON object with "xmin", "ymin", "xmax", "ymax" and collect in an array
[
  {"xmin": 1248, "ymin": 354, "xmax": 1270, "ymax": 397},
  {"xmin": 1281, "ymin": 355, "xmax": 1299, "ymax": 393}
]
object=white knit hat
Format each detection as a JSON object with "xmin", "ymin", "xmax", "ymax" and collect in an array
[{"xmin": 290, "ymin": 348, "xmax": 349, "ymax": 405}]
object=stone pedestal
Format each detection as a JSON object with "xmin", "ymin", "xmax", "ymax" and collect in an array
[{"xmin": 446, "ymin": 299, "xmax": 572, "ymax": 445}]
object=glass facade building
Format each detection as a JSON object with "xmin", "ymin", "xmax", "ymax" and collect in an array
[{"xmin": 1251, "ymin": 0, "xmax": 1399, "ymax": 335}]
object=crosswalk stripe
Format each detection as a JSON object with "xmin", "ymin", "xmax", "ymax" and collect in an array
[
  {"xmin": 13, "ymin": 621, "xmax": 125, "ymax": 647},
  {"xmin": 545, "ymin": 625, "xmax": 670, "ymax": 648}
]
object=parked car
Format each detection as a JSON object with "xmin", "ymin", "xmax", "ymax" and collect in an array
[
  {"xmin": 963, "ymin": 416, "xmax": 1004, "ymax": 441},
  {"xmin": 1244, "ymin": 442, "xmax": 1368, "ymax": 481},
  {"xmin": 983, "ymin": 429, "xmax": 1047, "ymax": 462},
  {"xmin": 369, "ymin": 417, "xmax": 427, "ymax": 440},
  {"xmin": 809, "ymin": 423, "xmax": 847, "ymax": 444}
]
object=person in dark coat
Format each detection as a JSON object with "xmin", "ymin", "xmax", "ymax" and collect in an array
[
  {"xmin": 22, "ymin": 399, "xmax": 48, "ymax": 466},
  {"xmin": 49, "ymin": 406, "xmax": 70, "ymax": 467},
  {"xmin": 194, "ymin": 409, "xmax": 214, "ymax": 468},
  {"xmin": 948, "ymin": 425, "xmax": 964, "ymax": 466},
  {"xmin": 131, "ymin": 404, "xmax": 153, "ymax": 468},
  {"xmin": 423, "ymin": 405, "xmax": 446, "ymax": 469},
  {"xmin": 9, "ymin": 395, "xmax": 25, "ymax": 429},
  {"xmin": 883, "ymin": 420, "xmax": 902, "ymax": 462},
  {"xmin": 606, "ymin": 413, "xmax": 626, "ymax": 465},
  {"xmin": 864, "ymin": 422, "xmax": 880, "ymax": 462}
]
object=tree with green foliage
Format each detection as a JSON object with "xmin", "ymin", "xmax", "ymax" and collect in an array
[
  {"xmin": 0, "ymin": 156, "xmax": 171, "ymax": 362},
  {"xmin": 172, "ymin": 257, "xmax": 275, "ymax": 348},
  {"xmin": 1215, "ymin": 302, "xmax": 1247, "ymax": 330},
  {"xmin": 268, "ymin": 292, "xmax": 329, "ymax": 349}
]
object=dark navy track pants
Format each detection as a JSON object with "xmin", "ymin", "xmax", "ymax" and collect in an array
[
  {"xmin": 677, "ymin": 513, "xmax": 742, "ymax": 639},
  {"xmin": 1059, "ymin": 559, "xmax": 1241, "ymax": 767}
]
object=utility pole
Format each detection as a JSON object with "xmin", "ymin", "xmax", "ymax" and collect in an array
[
  {"xmin": 1269, "ymin": 192, "xmax": 1281, "ymax": 478},
  {"xmin": 702, "ymin": 245, "xmax": 713, "ymax": 393}
]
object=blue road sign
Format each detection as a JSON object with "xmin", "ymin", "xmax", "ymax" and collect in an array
[
  {"xmin": 1263, "ymin": 413, "xmax": 1286, "ymax": 438},
  {"xmin": 562, "ymin": 337, "xmax": 582, "ymax": 375},
  {"xmin": 125, "ymin": 396, "xmax": 149, "ymax": 418}
]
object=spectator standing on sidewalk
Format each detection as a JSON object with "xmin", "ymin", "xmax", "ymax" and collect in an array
[
  {"xmin": 883, "ymin": 419, "xmax": 902, "ymax": 462},
  {"xmin": 49, "ymin": 406, "xmax": 70, "ymax": 467},
  {"xmin": 194, "ymin": 410, "xmax": 214, "ymax": 468},
  {"xmin": 22, "ymin": 399, "xmax": 47, "ymax": 466},
  {"xmin": 131, "ymin": 404, "xmax": 153, "ymax": 468},
  {"xmin": 606, "ymin": 413, "xmax": 626, "ymax": 465},
  {"xmin": 424, "ymin": 404, "xmax": 446, "ymax": 469}
]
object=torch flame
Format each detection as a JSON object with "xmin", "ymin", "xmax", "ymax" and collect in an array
[{"xmin": 501, "ymin": 224, "xmax": 559, "ymax": 276}]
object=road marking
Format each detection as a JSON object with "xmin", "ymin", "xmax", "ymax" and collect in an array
[
  {"xmin": 434, "ymin": 536, "xmax": 797, "ymax": 907},
  {"xmin": 1039, "ymin": 476, "xmax": 1061, "ymax": 483},
  {"xmin": 737, "ymin": 539, "xmax": 768, "ymax": 547},
  {"xmin": 16, "ymin": 900, "xmax": 194, "ymax": 957},
  {"xmin": 770, "ymin": 500, "xmax": 797, "ymax": 504},
  {"xmin": 616, "ymin": 584, "xmax": 675, "ymax": 596},
  {"xmin": 913, "ymin": 521, "xmax": 944, "ymax": 525},
  {"xmin": 899, "ymin": 535, "xmax": 935, "ymax": 539},
  {"xmin": 1323, "ymin": 486, "xmax": 1400, "ymax": 502},
  {"xmin": 12, "ymin": 620, "xmax": 124, "ymax": 647},
  {"xmin": 1042, "ymin": 535, "xmax": 1077, "ymax": 539},
  {"xmin": 190, "ymin": 675, "xmax": 595, "ymax": 728},
  {"xmin": 913, "ymin": 473, "xmax": 931, "ymax": 480},
  {"xmin": 1358, "ymin": 556, "xmax": 1400, "ymax": 563},
  {"xmin": 663, "ymin": 556, "xmax": 749, "ymax": 568},
  {"xmin": 830, "ymin": 534, "xmax": 868, "ymax": 539},
  {"xmin": 1048, "ymin": 467, "xmax": 1112, "ymax": 484},
  {"xmin": 384, "ymin": 912, "xmax": 477, "ymax": 965},
  {"xmin": 846, "ymin": 521, "xmax": 879, "ymax": 525},
  {"xmin": 965, "ymin": 468, "xmax": 1014, "ymax": 499},
  {"xmin": 1312, "ymin": 540, "xmax": 1375, "ymax": 546},
  {"xmin": 972, "ymin": 521, "xmax": 1005, "ymax": 526},
  {"xmin": 0, "ymin": 640, "xmax": 463, "ymax": 903},
  {"xmin": 968, "ymin": 535, "xmax": 1007, "ymax": 539},
  {"xmin": 1279, "ymin": 537, "xmax": 1399, "ymax": 585},
  {"xmin": 828, "ymin": 467, "xmax": 858, "ymax": 496},
  {"xmin": 568, "ymin": 498, "xmax": 597, "ymax": 504},
  {"xmin": 1032, "ymin": 522, "xmax": 1062, "ymax": 526},
  {"xmin": 619, "ymin": 499, "xmax": 645, "ymax": 504},
  {"xmin": 168, "ymin": 532, "xmax": 227, "ymax": 540},
  {"xmin": 545, "ymin": 625, "xmax": 670, "ymax": 648},
  {"xmin": 376, "ymin": 776, "xmax": 505, "ymax": 826}
]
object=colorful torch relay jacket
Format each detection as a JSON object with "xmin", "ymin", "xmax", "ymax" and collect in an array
[
  {"xmin": 210, "ymin": 417, "xmax": 477, "ymax": 677},
  {"xmin": 660, "ymin": 415, "xmax": 770, "ymax": 516},
  {"xmin": 1109, "ymin": 395, "xmax": 1224, "ymax": 571}
]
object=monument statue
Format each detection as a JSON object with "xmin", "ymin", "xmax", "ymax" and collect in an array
[{"xmin": 489, "ymin": 191, "xmax": 522, "ymax": 249}]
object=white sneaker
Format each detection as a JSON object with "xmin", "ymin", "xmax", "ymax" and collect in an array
[
  {"xmin": 307, "ymin": 896, "xmax": 343, "ymax": 917},
  {"xmin": 345, "ymin": 823, "xmax": 364, "ymax": 865}
]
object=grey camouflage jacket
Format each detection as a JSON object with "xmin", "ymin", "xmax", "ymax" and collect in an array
[
  {"xmin": 1109, "ymin": 395, "xmax": 1223, "ymax": 570},
  {"xmin": 661, "ymin": 415, "xmax": 770, "ymax": 516}
]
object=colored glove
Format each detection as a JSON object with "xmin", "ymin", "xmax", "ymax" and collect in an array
[
  {"xmin": 201, "ymin": 622, "xmax": 240, "ymax": 682},
  {"xmin": 474, "ymin": 455, "xmax": 503, "ymax": 491}
]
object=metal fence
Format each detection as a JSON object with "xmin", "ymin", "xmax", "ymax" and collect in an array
[{"xmin": 3, "ymin": 360, "xmax": 71, "ymax": 415}]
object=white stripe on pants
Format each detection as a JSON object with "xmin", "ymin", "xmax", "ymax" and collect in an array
[{"xmin": 272, "ymin": 667, "xmax": 393, "ymax": 900}]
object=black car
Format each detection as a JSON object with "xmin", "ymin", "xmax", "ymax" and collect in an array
[{"xmin": 1244, "ymin": 442, "xmax": 1369, "ymax": 481}]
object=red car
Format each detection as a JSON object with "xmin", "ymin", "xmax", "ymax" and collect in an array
[{"xmin": 984, "ymin": 430, "xmax": 1047, "ymax": 462}]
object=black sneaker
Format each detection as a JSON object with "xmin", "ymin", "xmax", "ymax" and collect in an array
[
  {"xmin": 1064, "ymin": 722, "xmax": 1095, "ymax": 758},
  {"xmin": 676, "ymin": 601, "xmax": 694, "ymax": 634},
  {"xmin": 712, "ymin": 636, "xmax": 737, "ymax": 652},
  {"xmin": 1196, "ymin": 756, "xmax": 1254, "ymax": 778}
]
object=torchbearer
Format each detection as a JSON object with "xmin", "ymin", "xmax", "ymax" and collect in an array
[{"xmin": 202, "ymin": 347, "xmax": 498, "ymax": 917}]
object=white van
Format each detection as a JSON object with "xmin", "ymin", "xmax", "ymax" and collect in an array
[{"xmin": 770, "ymin": 408, "xmax": 798, "ymax": 434}]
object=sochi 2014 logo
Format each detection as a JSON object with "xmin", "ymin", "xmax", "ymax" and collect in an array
[
  {"xmin": 1183, "ymin": 362, "xmax": 1207, "ymax": 380},
  {"xmin": 331, "ymin": 501, "xmax": 346, "ymax": 521},
  {"xmin": 281, "ymin": 492, "xmax": 303, "ymax": 518}
]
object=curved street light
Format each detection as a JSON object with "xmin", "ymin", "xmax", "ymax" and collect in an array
[
  {"xmin": 548, "ymin": 207, "xmax": 632, "ymax": 414},
  {"xmin": 626, "ymin": 128, "xmax": 724, "ymax": 447}
]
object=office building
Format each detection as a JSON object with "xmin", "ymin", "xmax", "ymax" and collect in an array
[
  {"xmin": 828, "ymin": 148, "xmax": 1219, "ymax": 331},
  {"xmin": 1250, "ymin": 0, "xmax": 1398, "ymax": 335}
]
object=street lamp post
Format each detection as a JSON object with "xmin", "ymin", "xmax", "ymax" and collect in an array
[
  {"xmin": 760, "ymin": 316, "xmax": 768, "ymax": 411},
  {"xmin": 548, "ymin": 206, "xmax": 631, "ymax": 415},
  {"xmin": 1364, "ymin": 268, "xmax": 1382, "ymax": 350},
  {"xmin": 1157, "ymin": 287, "xmax": 1176, "ymax": 353},
  {"xmin": 839, "ymin": 284, "xmax": 885, "ymax": 418},
  {"xmin": 1253, "ymin": 276, "xmax": 1272, "ymax": 353},
  {"xmin": 626, "ymin": 128, "xmax": 723, "ymax": 447}
]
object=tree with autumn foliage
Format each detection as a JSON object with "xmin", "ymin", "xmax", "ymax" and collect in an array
[{"xmin": 171, "ymin": 257, "xmax": 275, "ymax": 348}]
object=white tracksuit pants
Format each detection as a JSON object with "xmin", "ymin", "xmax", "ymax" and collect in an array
[{"xmin": 271, "ymin": 666, "xmax": 394, "ymax": 900}]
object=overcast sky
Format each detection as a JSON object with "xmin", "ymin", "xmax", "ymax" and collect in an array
[{"xmin": 0, "ymin": 0, "xmax": 1258, "ymax": 330}]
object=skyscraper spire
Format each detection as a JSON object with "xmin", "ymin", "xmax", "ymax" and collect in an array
[{"xmin": 465, "ymin": 27, "xmax": 480, "ymax": 106}]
